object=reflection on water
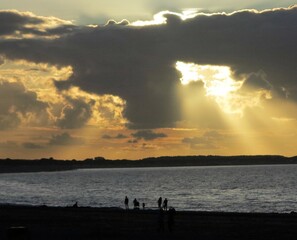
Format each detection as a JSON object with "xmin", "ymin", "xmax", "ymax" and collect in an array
[{"xmin": 0, "ymin": 165, "xmax": 297, "ymax": 213}]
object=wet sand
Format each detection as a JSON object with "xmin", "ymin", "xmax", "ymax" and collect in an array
[{"xmin": 1, "ymin": 205, "xmax": 297, "ymax": 239}]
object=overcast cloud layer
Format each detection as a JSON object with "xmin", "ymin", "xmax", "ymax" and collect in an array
[
  {"xmin": 0, "ymin": 5, "xmax": 297, "ymax": 159},
  {"xmin": 1, "ymin": 0, "xmax": 296, "ymax": 24},
  {"xmin": 0, "ymin": 6, "xmax": 297, "ymax": 130}
]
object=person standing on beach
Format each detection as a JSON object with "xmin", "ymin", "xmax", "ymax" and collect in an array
[
  {"xmin": 163, "ymin": 198, "xmax": 168, "ymax": 211},
  {"xmin": 158, "ymin": 197, "xmax": 162, "ymax": 209},
  {"xmin": 124, "ymin": 196, "xmax": 129, "ymax": 209},
  {"xmin": 133, "ymin": 198, "xmax": 139, "ymax": 209},
  {"xmin": 73, "ymin": 201, "xmax": 78, "ymax": 208}
]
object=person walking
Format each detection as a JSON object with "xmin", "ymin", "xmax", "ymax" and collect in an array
[
  {"xmin": 133, "ymin": 198, "xmax": 139, "ymax": 209},
  {"xmin": 158, "ymin": 197, "xmax": 162, "ymax": 209},
  {"xmin": 163, "ymin": 198, "xmax": 168, "ymax": 211},
  {"xmin": 124, "ymin": 196, "xmax": 129, "ymax": 209}
]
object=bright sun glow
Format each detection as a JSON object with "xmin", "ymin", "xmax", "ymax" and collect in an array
[
  {"xmin": 176, "ymin": 61, "xmax": 242, "ymax": 97},
  {"xmin": 176, "ymin": 61, "xmax": 246, "ymax": 114},
  {"xmin": 131, "ymin": 10, "xmax": 198, "ymax": 26}
]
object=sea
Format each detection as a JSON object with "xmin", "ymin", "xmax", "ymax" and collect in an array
[{"xmin": 0, "ymin": 164, "xmax": 297, "ymax": 213}]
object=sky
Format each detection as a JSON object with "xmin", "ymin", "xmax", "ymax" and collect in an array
[{"xmin": 0, "ymin": 1, "xmax": 296, "ymax": 160}]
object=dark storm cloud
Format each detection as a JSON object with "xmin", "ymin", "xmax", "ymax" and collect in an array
[
  {"xmin": 131, "ymin": 130, "xmax": 167, "ymax": 141},
  {"xmin": 0, "ymin": 6, "xmax": 297, "ymax": 128},
  {"xmin": 48, "ymin": 132, "xmax": 85, "ymax": 146},
  {"xmin": 0, "ymin": 81, "xmax": 48, "ymax": 130},
  {"xmin": 0, "ymin": 10, "xmax": 42, "ymax": 36}
]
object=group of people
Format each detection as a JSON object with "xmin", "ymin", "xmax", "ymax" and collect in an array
[
  {"xmin": 124, "ymin": 196, "xmax": 169, "ymax": 210},
  {"xmin": 124, "ymin": 196, "xmax": 168, "ymax": 211},
  {"xmin": 157, "ymin": 197, "xmax": 168, "ymax": 210},
  {"xmin": 125, "ymin": 196, "xmax": 145, "ymax": 210},
  {"xmin": 124, "ymin": 196, "xmax": 176, "ymax": 232}
]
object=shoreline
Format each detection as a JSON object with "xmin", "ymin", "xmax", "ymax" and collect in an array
[
  {"xmin": 1, "ymin": 205, "xmax": 297, "ymax": 239},
  {"xmin": 1, "ymin": 155, "xmax": 297, "ymax": 174},
  {"xmin": 1, "ymin": 202, "xmax": 296, "ymax": 214},
  {"xmin": 1, "ymin": 162, "xmax": 297, "ymax": 175}
]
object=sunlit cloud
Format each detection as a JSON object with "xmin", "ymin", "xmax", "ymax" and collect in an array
[
  {"xmin": 131, "ymin": 9, "xmax": 198, "ymax": 26},
  {"xmin": 0, "ymin": 58, "xmax": 128, "ymax": 131},
  {"xmin": 176, "ymin": 61, "xmax": 273, "ymax": 116},
  {"xmin": 0, "ymin": 10, "xmax": 75, "ymax": 39},
  {"xmin": 130, "ymin": 7, "xmax": 294, "ymax": 27}
]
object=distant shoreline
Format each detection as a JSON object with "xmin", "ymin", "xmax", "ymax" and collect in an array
[
  {"xmin": 1, "ymin": 155, "xmax": 297, "ymax": 174},
  {"xmin": 0, "ymin": 203, "xmax": 296, "ymax": 214}
]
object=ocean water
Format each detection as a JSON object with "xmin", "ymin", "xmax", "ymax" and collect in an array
[{"xmin": 0, "ymin": 165, "xmax": 297, "ymax": 213}]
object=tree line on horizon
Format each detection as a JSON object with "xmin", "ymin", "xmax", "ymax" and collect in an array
[{"xmin": 0, "ymin": 155, "xmax": 297, "ymax": 174}]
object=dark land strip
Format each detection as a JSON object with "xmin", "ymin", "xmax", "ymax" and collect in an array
[
  {"xmin": 1, "ymin": 205, "xmax": 297, "ymax": 240},
  {"xmin": 1, "ymin": 155, "xmax": 297, "ymax": 174}
]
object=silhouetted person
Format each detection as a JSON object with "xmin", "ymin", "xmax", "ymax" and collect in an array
[
  {"xmin": 73, "ymin": 201, "xmax": 78, "ymax": 208},
  {"xmin": 163, "ymin": 198, "xmax": 168, "ymax": 211},
  {"xmin": 168, "ymin": 207, "xmax": 176, "ymax": 232},
  {"xmin": 158, "ymin": 208, "xmax": 165, "ymax": 232},
  {"xmin": 124, "ymin": 196, "xmax": 129, "ymax": 209},
  {"xmin": 133, "ymin": 198, "xmax": 139, "ymax": 209},
  {"xmin": 142, "ymin": 202, "xmax": 145, "ymax": 210},
  {"xmin": 158, "ymin": 197, "xmax": 162, "ymax": 209}
]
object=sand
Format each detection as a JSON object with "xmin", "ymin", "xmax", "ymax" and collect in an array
[{"xmin": 1, "ymin": 205, "xmax": 297, "ymax": 240}]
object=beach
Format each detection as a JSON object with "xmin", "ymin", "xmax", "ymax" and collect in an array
[{"xmin": 1, "ymin": 205, "xmax": 297, "ymax": 240}]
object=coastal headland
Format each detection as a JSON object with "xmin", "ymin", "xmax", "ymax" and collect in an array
[{"xmin": 1, "ymin": 205, "xmax": 297, "ymax": 240}]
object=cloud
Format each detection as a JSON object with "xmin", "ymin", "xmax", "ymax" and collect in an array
[
  {"xmin": 0, "ymin": 10, "xmax": 76, "ymax": 39},
  {"xmin": 0, "ymin": 81, "xmax": 48, "ymax": 130},
  {"xmin": 146, "ymin": 0, "xmax": 293, "ymax": 13},
  {"xmin": 131, "ymin": 130, "xmax": 167, "ymax": 141},
  {"xmin": 56, "ymin": 96, "xmax": 94, "ymax": 129},
  {"xmin": 240, "ymin": 71, "xmax": 272, "ymax": 91},
  {"xmin": 102, "ymin": 133, "xmax": 128, "ymax": 139},
  {"xmin": 48, "ymin": 132, "xmax": 85, "ymax": 146},
  {"xmin": 0, "ymin": 6, "xmax": 297, "ymax": 129},
  {"xmin": 22, "ymin": 142, "xmax": 43, "ymax": 149},
  {"xmin": 115, "ymin": 133, "xmax": 128, "ymax": 139}
]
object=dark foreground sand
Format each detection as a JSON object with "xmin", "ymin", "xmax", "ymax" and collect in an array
[{"xmin": 1, "ymin": 205, "xmax": 297, "ymax": 240}]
